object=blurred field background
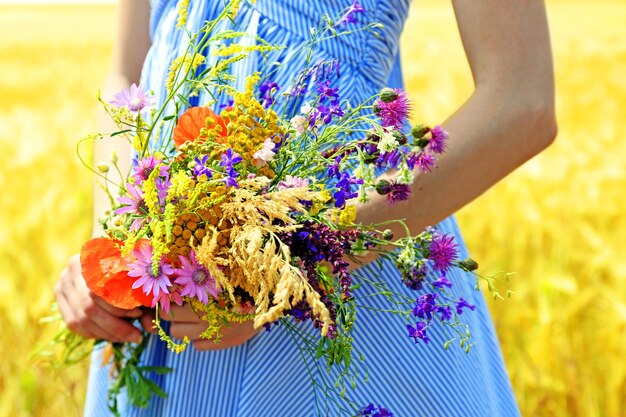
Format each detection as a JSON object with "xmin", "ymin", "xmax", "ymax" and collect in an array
[{"xmin": 0, "ymin": 1, "xmax": 624, "ymax": 416}]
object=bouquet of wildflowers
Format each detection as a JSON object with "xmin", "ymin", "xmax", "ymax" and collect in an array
[{"xmin": 49, "ymin": 2, "xmax": 503, "ymax": 416}]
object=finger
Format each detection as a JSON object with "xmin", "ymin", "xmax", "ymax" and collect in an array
[
  {"xmin": 170, "ymin": 322, "xmax": 206, "ymax": 340},
  {"xmin": 159, "ymin": 304, "xmax": 202, "ymax": 322},
  {"xmin": 66, "ymin": 257, "xmax": 142, "ymax": 319},
  {"xmin": 92, "ymin": 294, "xmax": 143, "ymax": 318},
  {"xmin": 86, "ymin": 303, "xmax": 143, "ymax": 343},
  {"xmin": 63, "ymin": 281, "xmax": 142, "ymax": 343},
  {"xmin": 55, "ymin": 289, "xmax": 97, "ymax": 339},
  {"xmin": 140, "ymin": 310, "xmax": 158, "ymax": 334}
]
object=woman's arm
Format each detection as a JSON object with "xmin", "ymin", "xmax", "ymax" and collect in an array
[
  {"xmin": 55, "ymin": 0, "xmax": 152, "ymax": 343},
  {"xmin": 357, "ymin": 0, "xmax": 557, "ymax": 244}
]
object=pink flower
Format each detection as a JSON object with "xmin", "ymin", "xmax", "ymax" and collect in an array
[
  {"xmin": 114, "ymin": 183, "xmax": 148, "ymax": 231},
  {"xmin": 110, "ymin": 83, "xmax": 155, "ymax": 116},
  {"xmin": 152, "ymin": 288, "xmax": 183, "ymax": 314},
  {"xmin": 127, "ymin": 242, "xmax": 174, "ymax": 300},
  {"xmin": 374, "ymin": 88, "xmax": 410, "ymax": 130},
  {"xmin": 277, "ymin": 175, "xmax": 310, "ymax": 190},
  {"xmin": 252, "ymin": 139, "xmax": 276, "ymax": 167},
  {"xmin": 174, "ymin": 250, "xmax": 218, "ymax": 304}
]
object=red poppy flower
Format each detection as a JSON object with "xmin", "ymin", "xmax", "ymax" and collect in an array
[
  {"xmin": 80, "ymin": 238, "xmax": 152, "ymax": 309},
  {"xmin": 172, "ymin": 106, "xmax": 227, "ymax": 149}
]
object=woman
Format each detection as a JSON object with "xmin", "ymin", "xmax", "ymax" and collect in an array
[{"xmin": 55, "ymin": 0, "xmax": 556, "ymax": 415}]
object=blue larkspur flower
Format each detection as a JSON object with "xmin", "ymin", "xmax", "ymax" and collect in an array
[
  {"xmin": 336, "ymin": 0, "xmax": 366, "ymax": 26},
  {"xmin": 456, "ymin": 297, "xmax": 476, "ymax": 315},
  {"xmin": 407, "ymin": 322, "xmax": 430, "ymax": 344},
  {"xmin": 193, "ymin": 155, "xmax": 213, "ymax": 179}
]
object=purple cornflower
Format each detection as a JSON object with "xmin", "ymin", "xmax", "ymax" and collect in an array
[
  {"xmin": 114, "ymin": 183, "xmax": 148, "ymax": 231},
  {"xmin": 259, "ymin": 80, "xmax": 280, "ymax": 107},
  {"xmin": 376, "ymin": 149, "xmax": 403, "ymax": 170},
  {"xmin": 128, "ymin": 242, "xmax": 174, "ymax": 300},
  {"xmin": 407, "ymin": 322, "xmax": 430, "ymax": 344},
  {"xmin": 174, "ymin": 250, "xmax": 218, "ymax": 304},
  {"xmin": 374, "ymin": 88, "xmax": 410, "ymax": 129},
  {"xmin": 132, "ymin": 156, "xmax": 168, "ymax": 183},
  {"xmin": 432, "ymin": 275, "xmax": 453, "ymax": 289},
  {"xmin": 429, "ymin": 125, "xmax": 448, "ymax": 154},
  {"xmin": 193, "ymin": 155, "xmax": 213, "ymax": 179},
  {"xmin": 336, "ymin": 0, "xmax": 366, "ymax": 26},
  {"xmin": 429, "ymin": 232, "xmax": 458, "ymax": 272},
  {"xmin": 316, "ymin": 80, "xmax": 339, "ymax": 103},
  {"xmin": 413, "ymin": 294, "xmax": 438, "ymax": 320},
  {"xmin": 110, "ymin": 83, "xmax": 155, "ymax": 116},
  {"xmin": 456, "ymin": 297, "xmax": 476, "ymax": 315}
]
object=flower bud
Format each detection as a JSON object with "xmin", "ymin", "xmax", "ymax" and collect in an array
[
  {"xmin": 96, "ymin": 162, "xmax": 109, "ymax": 173},
  {"xmin": 375, "ymin": 179, "xmax": 391, "ymax": 195},
  {"xmin": 459, "ymin": 258, "xmax": 479, "ymax": 271},
  {"xmin": 412, "ymin": 124, "xmax": 430, "ymax": 139},
  {"xmin": 382, "ymin": 229, "xmax": 394, "ymax": 240},
  {"xmin": 110, "ymin": 150, "xmax": 118, "ymax": 164},
  {"xmin": 379, "ymin": 87, "xmax": 398, "ymax": 103},
  {"xmin": 392, "ymin": 130, "xmax": 408, "ymax": 145},
  {"xmin": 415, "ymin": 138, "xmax": 430, "ymax": 149}
]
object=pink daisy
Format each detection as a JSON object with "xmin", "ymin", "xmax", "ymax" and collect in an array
[
  {"xmin": 114, "ymin": 183, "xmax": 148, "ymax": 231},
  {"xmin": 128, "ymin": 242, "xmax": 174, "ymax": 300},
  {"xmin": 110, "ymin": 83, "xmax": 155, "ymax": 116},
  {"xmin": 174, "ymin": 250, "xmax": 219, "ymax": 304}
]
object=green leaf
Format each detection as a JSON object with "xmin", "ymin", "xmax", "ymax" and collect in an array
[{"xmin": 111, "ymin": 129, "xmax": 132, "ymax": 137}]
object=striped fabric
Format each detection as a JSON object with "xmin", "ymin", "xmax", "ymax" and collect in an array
[{"xmin": 83, "ymin": 1, "xmax": 521, "ymax": 416}]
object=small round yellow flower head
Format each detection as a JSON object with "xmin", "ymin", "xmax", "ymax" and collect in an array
[{"xmin": 176, "ymin": 0, "xmax": 190, "ymax": 28}]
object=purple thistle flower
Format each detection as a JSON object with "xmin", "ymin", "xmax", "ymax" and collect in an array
[
  {"xmin": 410, "ymin": 151, "xmax": 436, "ymax": 173},
  {"xmin": 386, "ymin": 182, "xmax": 411, "ymax": 204},
  {"xmin": 374, "ymin": 88, "xmax": 410, "ymax": 129},
  {"xmin": 456, "ymin": 297, "xmax": 476, "ymax": 315},
  {"xmin": 114, "ymin": 183, "xmax": 148, "ymax": 231},
  {"xmin": 128, "ymin": 243, "xmax": 174, "ymax": 300},
  {"xmin": 429, "ymin": 125, "xmax": 448, "ymax": 154},
  {"xmin": 193, "ymin": 155, "xmax": 213, "ymax": 179},
  {"xmin": 174, "ymin": 250, "xmax": 219, "ymax": 304},
  {"xmin": 336, "ymin": 0, "xmax": 366, "ymax": 26},
  {"xmin": 407, "ymin": 322, "xmax": 430, "ymax": 344},
  {"xmin": 110, "ymin": 83, "xmax": 155, "ymax": 116},
  {"xmin": 429, "ymin": 232, "xmax": 458, "ymax": 272},
  {"xmin": 259, "ymin": 80, "xmax": 280, "ymax": 107},
  {"xmin": 413, "ymin": 294, "xmax": 438, "ymax": 320}
]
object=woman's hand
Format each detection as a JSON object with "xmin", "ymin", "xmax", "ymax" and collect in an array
[
  {"xmin": 157, "ymin": 304, "xmax": 260, "ymax": 351},
  {"xmin": 54, "ymin": 254, "xmax": 144, "ymax": 343}
]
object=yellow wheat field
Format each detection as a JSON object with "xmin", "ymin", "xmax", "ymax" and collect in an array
[{"xmin": 0, "ymin": 2, "xmax": 624, "ymax": 416}]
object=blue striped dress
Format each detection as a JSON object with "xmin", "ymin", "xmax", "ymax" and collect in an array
[{"xmin": 84, "ymin": 1, "xmax": 521, "ymax": 416}]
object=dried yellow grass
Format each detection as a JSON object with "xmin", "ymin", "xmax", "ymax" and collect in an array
[{"xmin": 0, "ymin": 2, "xmax": 624, "ymax": 416}]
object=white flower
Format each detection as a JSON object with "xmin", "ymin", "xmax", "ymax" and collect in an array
[
  {"xmin": 396, "ymin": 163, "xmax": 415, "ymax": 185},
  {"xmin": 397, "ymin": 245, "xmax": 417, "ymax": 267},
  {"xmin": 377, "ymin": 129, "xmax": 399, "ymax": 153},
  {"xmin": 354, "ymin": 162, "xmax": 375, "ymax": 184},
  {"xmin": 290, "ymin": 115, "xmax": 307, "ymax": 135},
  {"xmin": 253, "ymin": 139, "xmax": 276, "ymax": 167}
]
